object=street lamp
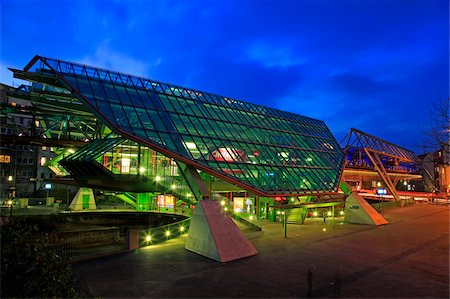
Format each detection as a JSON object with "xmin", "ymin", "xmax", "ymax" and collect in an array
[
  {"xmin": 45, "ymin": 183, "xmax": 52, "ymax": 200},
  {"xmin": 7, "ymin": 199, "xmax": 13, "ymax": 217}
]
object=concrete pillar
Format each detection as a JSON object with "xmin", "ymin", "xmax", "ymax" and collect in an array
[{"xmin": 128, "ymin": 229, "xmax": 140, "ymax": 251}]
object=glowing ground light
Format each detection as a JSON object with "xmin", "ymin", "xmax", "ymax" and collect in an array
[
  {"xmin": 249, "ymin": 215, "xmax": 254, "ymax": 221},
  {"xmin": 165, "ymin": 230, "xmax": 171, "ymax": 237},
  {"xmin": 322, "ymin": 228, "xmax": 327, "ymax": 232},
  {"xmin": 313, "ymin": 211, "xmax": 318, "ymax": 217},
  {"xmin": 155, "ymin": 176, "xmax": 161, "ymax": 182},
  {"xmin": 171, "ymin": 184, "xmax": 176, "ymax": 189},
  {"xmin": 340, "ymin": 210, "xmax": 344, "ymax": 215},
  {"xmin": 224, "ymin": 207, "xmax": 228, "ymax": 211},
  {"xmin": 7, "ymin": 200, "xmax": 13, "ymax": 205},
  {"xmin": 180, "ymin": 226, "xmax": 185, "ymax": 232},
  {"xmin": 220, "ymin": 200, "xmax": 225, "ymax": 206},
  {"xmin": 327, "ymin": 211, "xmax": 332, "ymax": 216},
  {"xmin": 145, "ymin": 235, "xmax": 151, "ymax": 242}
]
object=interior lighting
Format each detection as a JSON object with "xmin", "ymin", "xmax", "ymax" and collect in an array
[
  {"xmin": 165, "ymin": 230, "xmax": 171, "ymax": 237},
  {"xmin": 171, "ymin": 184, "xmax": 176, "ymax": 190},
  {"xmin": 306, "ymin": 158, "xmax": 313, "ymax": 162},
  {"xmin": 280, "ymin": 152, "xmax": 289, "ymax": 158},
  {"xmin": 403, "ymin": 181, "xmax": 407, "ymax": 185},
  {"xmin": 224, "ymin": 207, "xmax": 228, "ymax": 211},
  {"xmin": 234, "ymin": 208, "xmax": 240, "ymax": 213},
  {"xmin": 7, "ymin": 200, "xmax": 13, "ymax": 205},
  {"xmin": 313, "ymin": 211, "xmax": 318, "ymax": 217},
  {"xmin": 180, "ymin": 226, "xmax": 185, "ymax": 232},
  {"xmin": 155, "ymin": 176, "xmax": 161, "ymax": 182},
  {"xmin": 185, "ymin": 142, "xmax": 197, "ymax": 149},
  {"xmin": 276, "ymin": 211, "xmax": 280, "ymax": 215},
  {"xmin": 7, "ymin": 176, "xmax": 13, "ymax": 182},
  {"xmin": 186, "ymin": 193, "xmax": 191, "ymax": 197},
  {"xmin": 220, "ymin": 200, "xmax": 225, "ymax": 206},
  {"xmin": 377, "ymin": 181, "xmax": 381, "ymax": 187},
  {"xmin": 249, "ymin": 215, "xmax": 254, "ymax": 221},
  {"xmin": 327, "ymin": 211, "xmax": 332, "ymax": 217},
  {"xmin": 290, "ymin": 198, "xmax": 295, "ymax": 202},
  {"xmin": 145, "ymin": 235, "xmax": 152, "ymax": 242},
  {"xmin": 340, "ymin": 210, "xmax": 344, "ymax": 216},
  {"xmin": 139, "ymin": 167, "xmax": 146, "ymax": 173}
]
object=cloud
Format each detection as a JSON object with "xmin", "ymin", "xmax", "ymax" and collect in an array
[
  {"xmin": 328, "ymin": 72, "xmax": 392, "ymax": 97},
  {"xmin": 77, "ymin": 45, "xmax": 154, "ymax": 77},
  {"xmin": 244, "ymin": 42, "xmax": 306, "ymax": 68}
]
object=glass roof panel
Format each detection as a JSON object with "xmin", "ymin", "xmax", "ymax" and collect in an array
[{"xmin": 25, "ymin": 55, "xmax": 345, "ymax": 195}]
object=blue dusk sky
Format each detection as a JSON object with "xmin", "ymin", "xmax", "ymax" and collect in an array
[{"xmin": 1, "ymin": 0, "xmax": 448, "ymax": 153}]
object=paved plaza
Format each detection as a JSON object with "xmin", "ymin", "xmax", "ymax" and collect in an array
[{"xmin": 77, "ymin": 203, "xmax": 449, "ymax": 298}]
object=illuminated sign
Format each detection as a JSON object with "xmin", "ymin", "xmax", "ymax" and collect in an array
[
  {"xmin": 209, "ymin": 148, "xmax": 246, "ymax": 162},
  {"xmin": 376, "ymin": 188, "xmax": 387, "ymax": 195}
]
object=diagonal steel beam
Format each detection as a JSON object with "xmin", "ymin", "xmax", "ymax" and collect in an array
[{"xmin": 363, "ymin": 148, "xmax": 401, "ymax": 202}]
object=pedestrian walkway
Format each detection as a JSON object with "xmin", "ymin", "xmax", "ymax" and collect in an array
[{"xmin": 76, "ymin": 204, "xmax": 449, "ymax": 298}]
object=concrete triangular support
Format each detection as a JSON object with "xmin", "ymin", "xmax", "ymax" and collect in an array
[
  {"xmin": 69, "ymin": 187, "xmax": 97, "ymax": 210},
  {"xmin": 185, "ymin": 199, "xmax": 258, "ymax": 262},
  {"xmin": 344, "ymin": 193, "xmax": 388, "ymax": 225}
]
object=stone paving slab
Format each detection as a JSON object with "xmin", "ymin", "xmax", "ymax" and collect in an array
[{"xmin": 76, "ymin": 204, "xmax": 449, "ymax": 298}]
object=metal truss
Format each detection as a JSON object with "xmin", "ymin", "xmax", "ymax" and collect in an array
[{"xmin": 342, "ymin": 128, "xmax": 418, "ymax": 202}]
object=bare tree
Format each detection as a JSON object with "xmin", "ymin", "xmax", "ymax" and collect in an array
[{"xmin": 421, "ymin": 98, "xmax": 449, "ymax": 152}]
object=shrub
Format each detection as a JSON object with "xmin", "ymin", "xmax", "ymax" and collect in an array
[{"xmin": 1, "ymin": 216, "xmax": 91, "ymax": 298}]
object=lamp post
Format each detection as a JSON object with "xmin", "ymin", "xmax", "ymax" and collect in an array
[
  {"xmin": 7, "ymin": 199, "xmax": 13, "ymax": 218},
  {"xmin": 44, "ymin": 183, "xmax": 52, "ymax": 201}
]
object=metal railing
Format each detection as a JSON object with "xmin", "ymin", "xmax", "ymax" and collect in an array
[
  {"xmin": 139, "ymin": 217, "xmax": 190, "ymax": 247},
  {"xmin": 48, "ymin": 231, "xmax": 127, "ymax": 262}
]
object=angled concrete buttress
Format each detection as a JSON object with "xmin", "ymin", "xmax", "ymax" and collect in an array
[
  {"xmin": 69, "ymin": 187, "xmax": 97, "ymax": 210},
  {"xmin": 185, "ymin": 199, "xmax": 258, "ymax": 262},
  {"xmin": 344, "ymin": 193, "xmax": 388, "ymax": 225}
]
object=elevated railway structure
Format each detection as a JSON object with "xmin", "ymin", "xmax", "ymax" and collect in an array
[{"xmin": 341, "ymin": 128, "xmax": 422, "ymax": 202}]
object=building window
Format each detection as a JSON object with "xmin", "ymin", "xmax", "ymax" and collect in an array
[
  {"xmin": 42, "ymin": 146, "xmax": 47, "ymax": 151},
  {"xmin": 0, "ymin": 155, "xmax": 11, "ymax": 163},
  {"xmin": 40, "ymin": 157, "xmax": 47, "ymax": 166}
]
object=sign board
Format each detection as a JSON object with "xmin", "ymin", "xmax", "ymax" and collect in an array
[{"xmin": 376, "ymin": 188, "xmax": 387, "ymax": 195}]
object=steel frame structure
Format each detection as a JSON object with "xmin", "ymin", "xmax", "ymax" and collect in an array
[
  {"xmin": 9, "ymin": 55, "xmax": 345, "ymax": 198},
  {"xmin": 342, "ymin": 128, "xmax": 418, "ymax": 201}
]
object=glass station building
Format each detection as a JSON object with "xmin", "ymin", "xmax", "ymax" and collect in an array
[{"xmin": 9, "ymin": 55, "xmax": 345, "ymax": 217}]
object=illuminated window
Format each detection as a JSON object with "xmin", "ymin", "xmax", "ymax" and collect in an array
[
  {"xmin": 40, "ymin": 157, "xmax": 47, "ymax": 166},
  {"xmin": 121, "ymin": 158, "xmax": 130, "ymax": 173},
  {"xmin": 42, "ymin": 146, "xmax": 47, "ymax": 151},
  {"xmin": 0, "ymin": 155, "xmax": 11, "ymax": 163}
]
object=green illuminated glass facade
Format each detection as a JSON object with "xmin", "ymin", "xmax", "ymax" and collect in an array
[{"xmin": 21, "ymin": 55, "xmax": 345, "ymax": 196}]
